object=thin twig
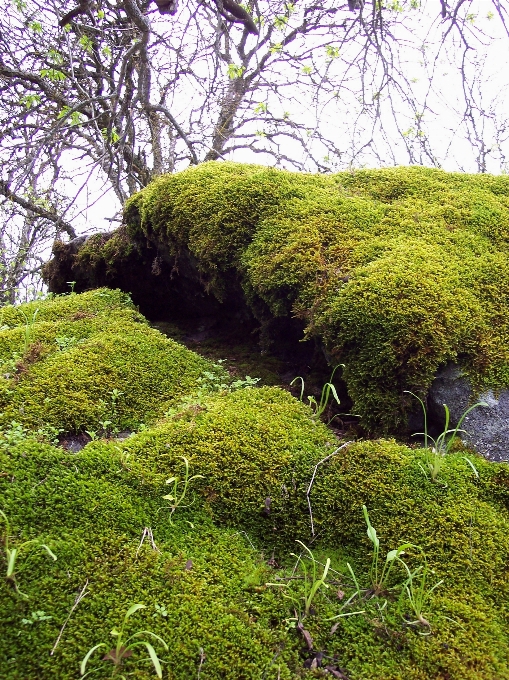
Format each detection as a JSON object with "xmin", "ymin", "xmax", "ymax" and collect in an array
[
  {"xmin": 50, "ymin": 579, "xmax": 89, "ymax": 655},
  {"xmin": 136, "ymin": 527, "xmax": 160, "ymax": 557},
  {"xmin": 306, "ymin": 442, "xmax": 352, "ymax": 536},
  {"xmin": 262, "ymin": 644, "xmax": 284, "ymax": 680},
  {"xmin": 197, "ymin": 647, "xmax": 206, "ymax": 679},
  {"xmin": 231, "ymin": 530, "xmax": 256, "ymax": 550}
]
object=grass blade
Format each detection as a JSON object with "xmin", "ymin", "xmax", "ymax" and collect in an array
[
  {"xmin": 40, "ymin": 544, "xmax": 57, "ymax": 561},
  {"xmin": 142, "ymin": 641, "xmax": 163, "ymax": 678},
  {"xmin": 80, "ymin": 643, "xmax": 105, "ymax": 675},
  {"xmin": 125, "ymin": 603, "xmax": 146, "ymax": 620}
]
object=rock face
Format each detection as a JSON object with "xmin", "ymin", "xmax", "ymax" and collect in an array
[
  {"xmin": 43, "ymin": 232, "xmax": 240, "ymax": 320},
  {"xmin": 43, "ymin": 233, "xmax": 316, "ymax": 364},
  {"xmin": 429, "ymin": 363, "xmax": 509, "ymax": 462}
]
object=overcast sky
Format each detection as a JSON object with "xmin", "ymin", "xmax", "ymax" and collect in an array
[{"xmin": 71, "ymin": 0, "xmax": 509, "ymax": 236}]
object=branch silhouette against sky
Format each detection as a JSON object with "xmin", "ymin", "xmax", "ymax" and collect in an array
[{"xmin": 1, "ymin": 0, "xmax": 509, "ymax": 299}]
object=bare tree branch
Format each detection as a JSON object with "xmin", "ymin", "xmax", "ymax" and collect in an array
[
  {"xmin": 1, "ymin": 0, "xmax": 509, "ymax": 299},
  {"xmin": 0, "ymin": 181, "xmax": 76, "ymax": 239}
]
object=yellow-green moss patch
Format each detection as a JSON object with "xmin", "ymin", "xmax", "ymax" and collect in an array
[
  {"xmin": 117, "ymin": 162, "xmax": 509, "ymax": 430},
  {"xmin": 0, "ymin": 289, "xmax": 214, "ymax": 433}
]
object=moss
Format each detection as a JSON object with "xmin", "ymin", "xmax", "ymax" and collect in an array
[
  {"xmin": 75, "ymin": 227, "xmax": 139, "ymax": 271},
  {"xmin": 1, "ymin": 326, "xmax": 210, "ymax": 432},
  {"xmin": 114, "ymin": 412, "xmax": 509, "ymax": 678},
  {"xmin": 0, "ymin": 288, "xmax": 137, "ymax": 327},
  {"xmin": 117, "ymin": 399, "xmax": 509, "ymax": 604},
  {"xmin": 4, "ymin": 429, "xmax": 509, "ymax": 678},
  {"xmin": 0, "ymin": 309, "xmax": 144, "ymax": 366},
  {"xmin": 118, "ymin": 386, "xmax": 334, "ymax": 536},
  {"xmin": 0, "ymin": 445, "xmax": 301, "ymax": 680},
  {"xmin": 0, "ymin": 289, "xmax": 215, "ymax": 433},
  {"xmin": 118, "ymin": 162, "xmax": 509, "ymax": 430},
  {"xmin": 313, "ymin": 243, "xmax": 485, "ymax": 429},
  {"xmin": 2, "ymin": 288, "xmax": 509, "ymax": 678},
  {"xmin": 307, "ymin": 440, "xmax": 509, "ymax": 596}
]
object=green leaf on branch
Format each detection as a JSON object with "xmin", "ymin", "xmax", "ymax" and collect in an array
[
  {"xmin": 227, "ymin": 64, "xmax": 246, "ymax": 80},
  {"xmin": 40, "ymin": 68, "xmax": 66, "ymax": 82},
  {"xmin": 20, "ymin": 94, "xmax": 41, "ymax": 109}
]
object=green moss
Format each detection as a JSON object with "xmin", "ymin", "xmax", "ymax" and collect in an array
[
  {"xmin": 307, "ymin": 440, "xmax": 509, "ymax": 596},
  {"xmin": 119, "ymin": 386, "xmax": 334, "ymax": 535},
  {"xmin": 116, "ymin": 414, "xmax": 509, "ymax": 678},
  {"xmin": 0, "ymin": 445, "xmax": 300, "ymax": 680},
  {"xmin": 75, "ymin": 227, "xmax": 139, "ymax": 272},
  {"xmin": 0, "ymin": 288, "xmax": 137, "ymax": 327},
  {"xmin": 1, "ymin": 326, "xmax": 210, "ymax": 432},
  {"xmin": 5, "ymin": 412, "xmax": 509, "ymax": 678},
  {"xmin": 2, "ymin": 283, "xmax": 509, "ymax": 678},
  {"xmin": 118, "ymin": 162, "xmax": 509, "ymax": 430},
  {"xmin": 117, "ymin": 398, "xmax": 509, "ymax": 603},
  {"xmin": 0, "ymin": 289, "xmax": 214, "ymax": 433},
  {"xmin": 0, "ymin": 308, "xmax": 144, "ymax": 366}
]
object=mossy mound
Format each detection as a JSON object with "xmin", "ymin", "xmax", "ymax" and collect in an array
[
  {"xmin": 0, "ymin": 443, "xmax": 303, "ymax": 680},
  {"xmin": 2, "ymin": 289, "xmax": 509, "ymax": 679},
  {"xmin": 0, "ymin": 289, "xmax": 213, "ymax": 434},
  {"xmin": 46, "ymin": 162, "xmax": 509, "ymax": 431}
]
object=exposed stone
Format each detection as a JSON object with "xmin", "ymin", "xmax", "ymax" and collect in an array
[
  {"xmin": 428, "ymin": 363, "xmax": 509, "ymax": 462},
  {"xmin": 43, "ymin": 232, "xmax": 238, "ymax": 320},
  {"xmin": 44, "ymin": 230, "xmax": 327, "ymax": 368}
]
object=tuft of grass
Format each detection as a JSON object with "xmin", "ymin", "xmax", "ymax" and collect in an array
[
  {"xmin": 20, "ymin": 307, "xmax": 39, "ymax": 356},
  {"xmin": 406, "ymin": 390, "xmax": 488, "ymax": 483},
  {"xmin": 360, "ymin": 504, "xmax": 413, "ymax": 598},
  {"xmin": 291, "ymin": 365, "xmax": 342, "ymax": 421},
  {"xmin": 267, "ymin": 540, "xmax": 331, "ymax": 620},
  {"xmin": 396, "ymin": 548, "xmax": 443, "ymax": 633},
  {"xmin": 0, "ymin": 509, "xmax": 56, "ymax": 598},
  {"xmin": 162, "ymin": 456, "xmax": 204, "ymax": 525},
  {"xmin": 80, "ymin": 603, "xmax": 168, "ymax": 678}
]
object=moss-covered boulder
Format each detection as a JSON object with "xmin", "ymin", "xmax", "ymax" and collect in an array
[{"xmin": 44, "ymin": 162, "xmax": 509, "ymax": 434}]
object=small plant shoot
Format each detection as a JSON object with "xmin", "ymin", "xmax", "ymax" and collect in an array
[
  {"xmin": 162, "ymin": 457, "xmax": 204, "ymax": 524},
  {"xmin": 291, "ymin": 365, "xmax": 343, "ymax": 421},
  {"xmin": 405, "ymin": 391, "xmax": 488, "ymax": 483},
  {"xmin": 80, "ymin": 603, "xmax": 168, "ymax": 678},
  {"xmin": 267, "ymin": 541, "xmax": 330, "ymax": 620},
  {"xmin": 0, "ymin": 509, "xmax": 56, "ymax": 598}
]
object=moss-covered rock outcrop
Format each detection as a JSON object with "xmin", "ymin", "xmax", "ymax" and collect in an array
[
  {"xmin": 44, "ymin": 162, "xmax": 509, "ymax": 432},
  {"xmin": 2, "ymin": 289, "xmax": 509, "ymax": 679}
]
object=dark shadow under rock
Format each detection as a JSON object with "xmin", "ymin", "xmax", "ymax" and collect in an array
[
  {"xmin": 44, "ymin": 233, "xmax": 251, "ymax": 322},
  {"xmin": 43, "ymin": 233, "xmax": 322, "ymax": 368},
  {"xmin": 59, "ymin": 432, "xmax": 92, "ymax": 452}
]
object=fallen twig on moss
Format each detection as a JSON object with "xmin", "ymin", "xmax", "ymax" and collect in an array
[
  {"xmin": 51, "ymin": 580, "xmax": 89, "ymax": 656},
  {"xmin": 306, "ymin": 442, "xmax": 352, "ymax": 536},
  {"xmin": 136, "ymin": 527, "xmax": 160, "ymax": 557}
]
